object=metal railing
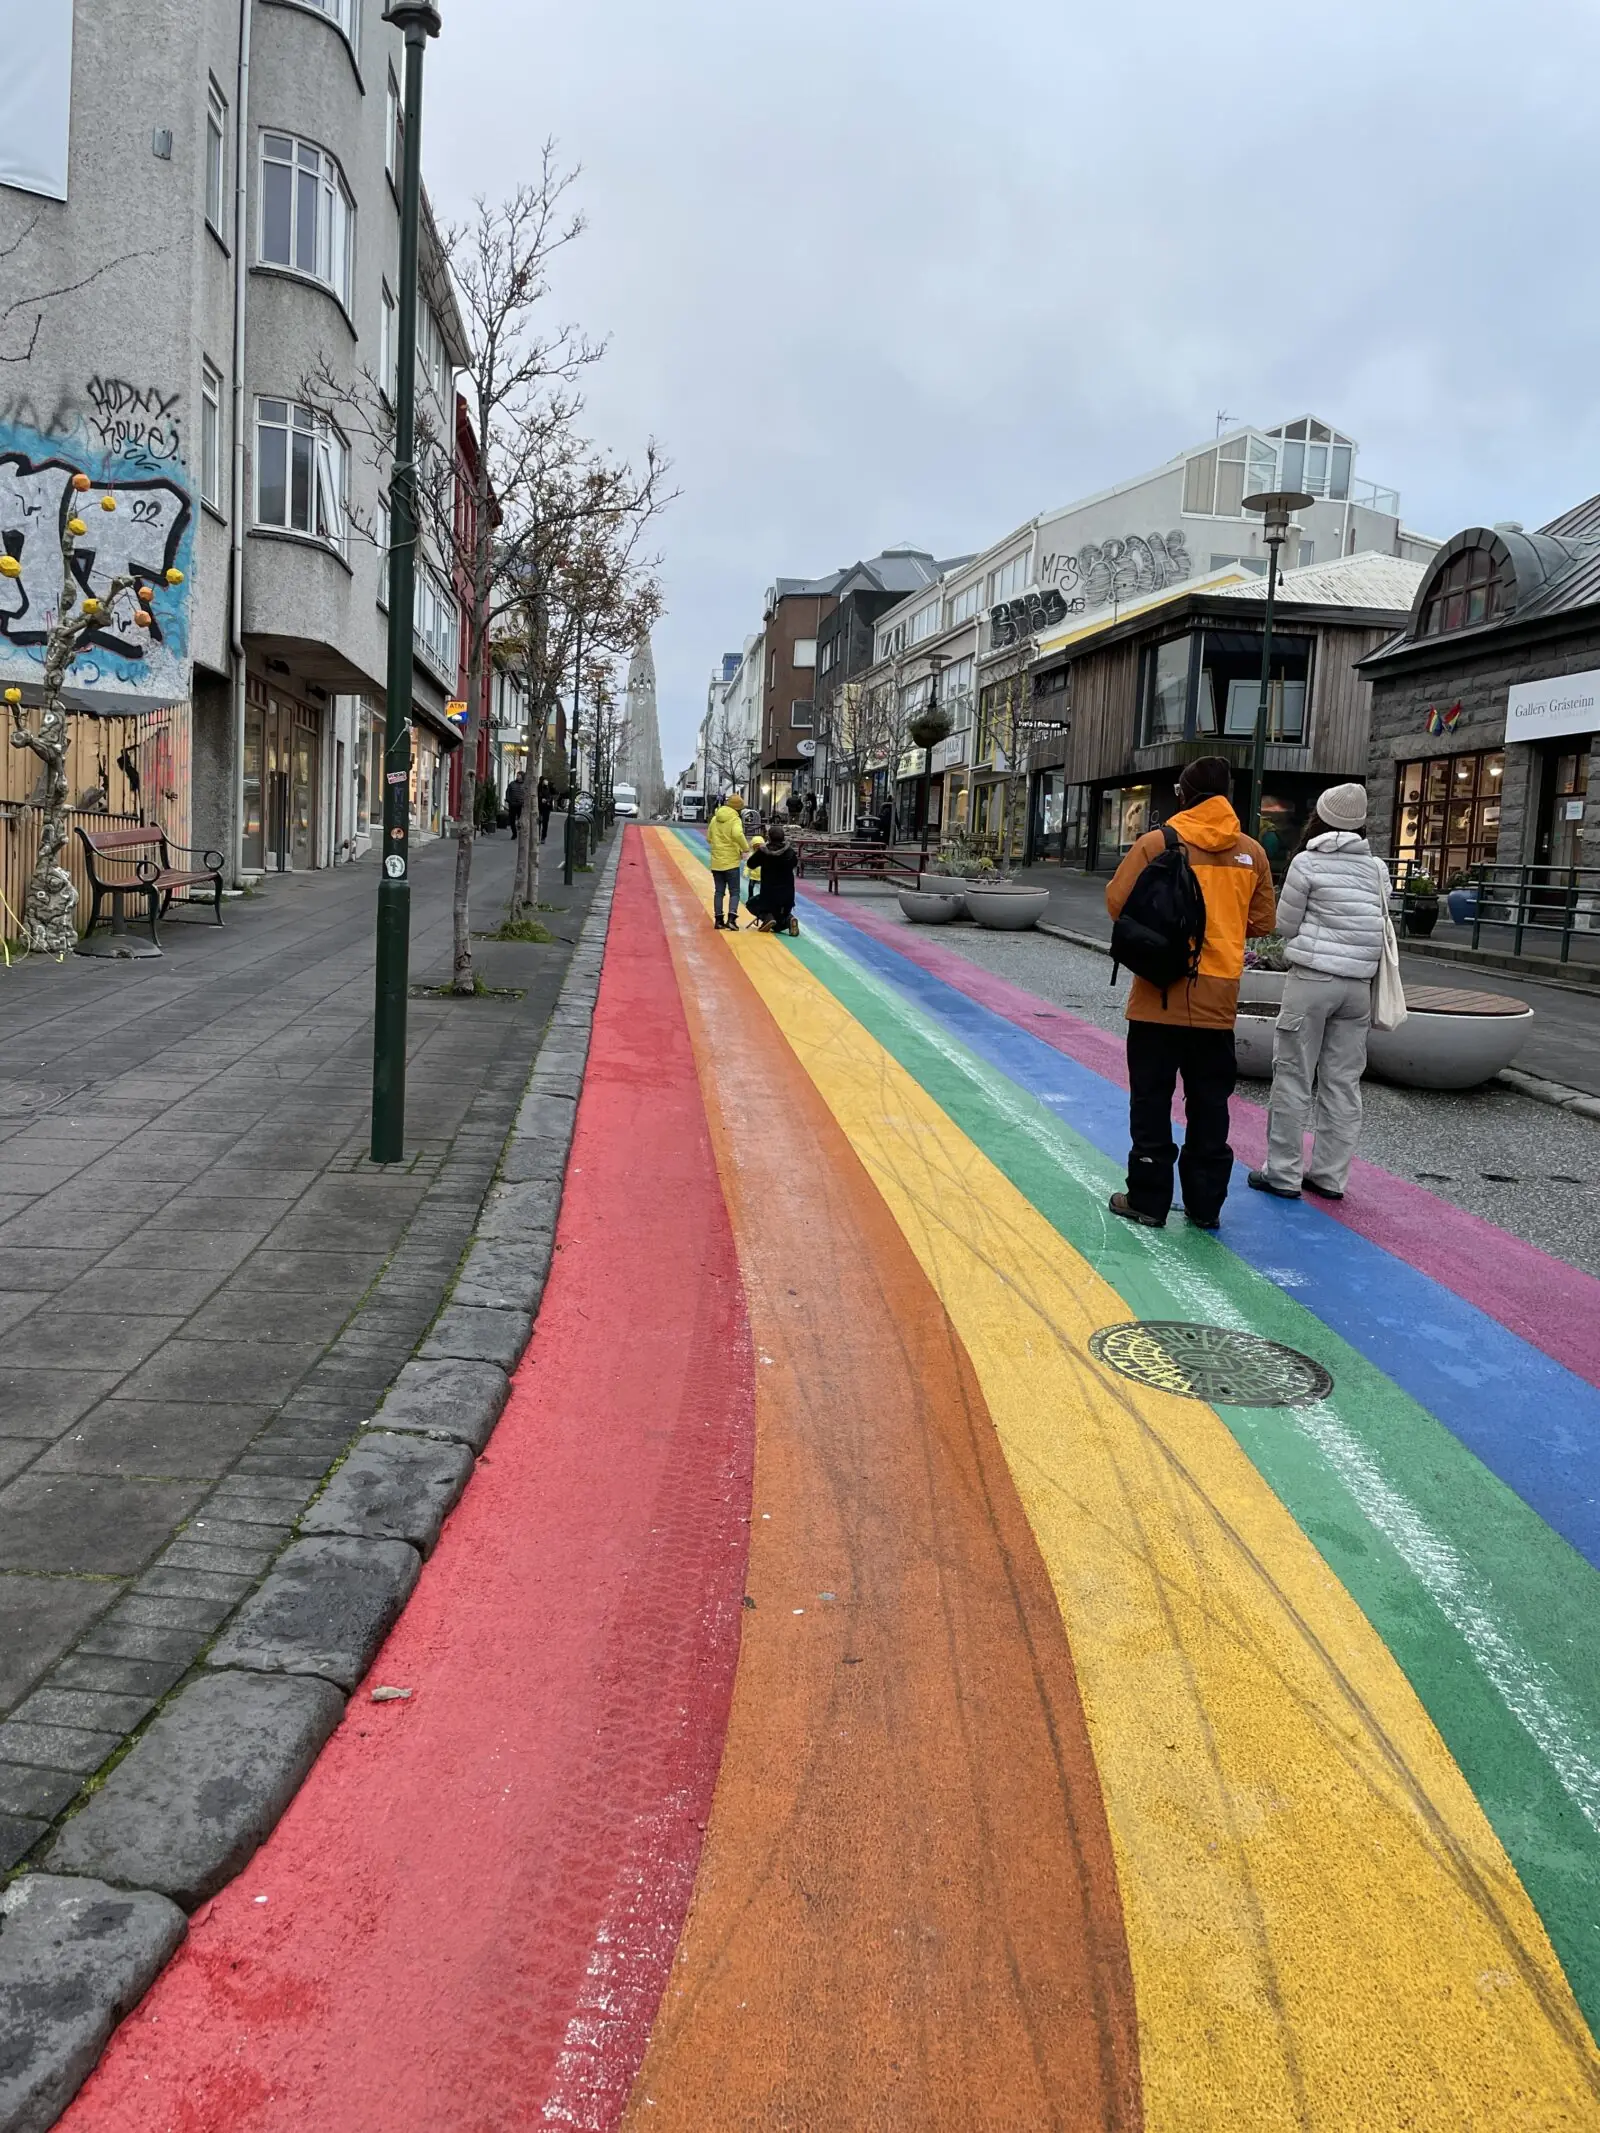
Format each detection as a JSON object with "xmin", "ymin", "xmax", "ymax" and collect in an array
[{"xmin": 1385, "ymin": 859, "xmax": 1600, "ymax": 964}]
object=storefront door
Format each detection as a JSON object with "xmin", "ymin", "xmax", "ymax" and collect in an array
[
  {"xmin": 1535, "ymin": 742, "xmax": 1591, "ymax": 874},
  {"xmin": 243, "ymin": 696, "xmax": 320, "ymax": 872}
]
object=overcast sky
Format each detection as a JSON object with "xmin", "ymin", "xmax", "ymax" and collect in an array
[{"xmin": 424, "ymin": 0, "xmax": 1600, "ymax": 777}]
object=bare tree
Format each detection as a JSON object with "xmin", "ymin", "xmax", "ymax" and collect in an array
[{"xmin": 3, "ymin": 481, "xmax": 181, "ymax": 950}]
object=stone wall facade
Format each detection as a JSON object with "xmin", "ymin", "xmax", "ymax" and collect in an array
[{"xmin": 1366, "ymin": 621, "xmax": 1600, "ymax": 869}]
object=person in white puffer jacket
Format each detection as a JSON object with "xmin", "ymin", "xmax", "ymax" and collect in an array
[{"xmin": 1249, "ymin": 782, "xmax": 1389, "ymax": 1201}]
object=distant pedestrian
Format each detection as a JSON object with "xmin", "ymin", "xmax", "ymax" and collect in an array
[
  {"xmin": 537, "ymin": 777, "xmax": 554, "ymax": 841},
  {"xmin": 505, "ymin": 774, "xmax": 526, "ymax": 841},
  {"xmin": 785, "ymin": 789, "xmax": 802, "ymax": 822},
  {"xmin": 706, "ymin": 790, "xmax": 752, "ymax": 929},
  {"xmin": 1249, "ymin": 782, "xmax": 1391, "ymax": 1204},
  {"xmin": 1104, "ymin": 756, "xmax": 1275, "ymax": 1230},
  {"xmin": 752, "ymin": 823, "xmax": 799, "ymax": 934}
]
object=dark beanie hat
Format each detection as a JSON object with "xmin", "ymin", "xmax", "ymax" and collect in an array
[{"xmin": 1177, "ymin": 755, "xmax": 1232, "ymax": 804}]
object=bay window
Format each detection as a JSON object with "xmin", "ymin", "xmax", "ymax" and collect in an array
[
  {"xmin": 255, "ymin": 399, "xmax": 348, "ymax": 554},
  {"xmin": 260, "ymin": 134, "xmax": 353, "ymax": 310}
]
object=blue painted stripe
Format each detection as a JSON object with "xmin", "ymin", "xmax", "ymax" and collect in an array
[{"xmin": 797, "ymin": 891, "xmax": 1600, "ymax": 1572}]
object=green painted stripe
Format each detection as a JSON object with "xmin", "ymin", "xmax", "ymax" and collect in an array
[{"xmin": 787, "ymin": 923, "xmax": 1600, "ymax": 2031}]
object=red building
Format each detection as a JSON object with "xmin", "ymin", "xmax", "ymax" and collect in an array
[{"xmin": 447, "ymin": 394, "xmax": 496, "ymax": 818}]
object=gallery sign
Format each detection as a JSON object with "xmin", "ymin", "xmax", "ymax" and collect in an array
[{"xmin": 1505, "ymin": 669, "xmax": 1600, "ymax": 746}]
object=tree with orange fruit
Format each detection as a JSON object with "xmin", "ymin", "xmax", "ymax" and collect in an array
[{"xmin": 2, "ymin": 472, "xmax": 183, "ymax": 954}]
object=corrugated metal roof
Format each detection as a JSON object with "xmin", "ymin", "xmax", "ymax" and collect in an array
[
  {"xmin": 1211, "ymin": 551, "xmax": 1424, "ymax": 612},
  {"xmin": 1539, "ymin": 493, "xmax": 1600, "ymax": 540}
]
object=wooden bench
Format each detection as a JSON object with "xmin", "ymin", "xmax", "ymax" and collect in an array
[{"xmin": 76, "ymin": 825, "xmax": 225, "ymax": 950}]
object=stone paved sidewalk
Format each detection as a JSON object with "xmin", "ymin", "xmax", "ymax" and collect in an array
[{"xmin": 0, "ymin": 829, "xmax": 606, "ymax": 1867}]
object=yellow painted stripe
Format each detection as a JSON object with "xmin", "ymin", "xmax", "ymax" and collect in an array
[{"xmin": 650, "ymin": 828, "xmax": 1600, "ymax": 2129}]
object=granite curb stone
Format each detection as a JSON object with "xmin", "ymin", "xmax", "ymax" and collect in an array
[
  {"xmin": 299, "ymin": 1432, "xmax": 472, "ymax": 1557},
  {"xmin": 418, "ymin": 1306, "xmax": 532, "ymax": 1370},
  {"xmin": 452, "ymin": 1239, "xmax": 549, "ymax": 1313},
  {"xmin": 204, "ymin": 1537, "xmax": 420, "ymax": 1690},
  {"xmin": 0, "ymin": 1874, "xmax": 186, "ymax": 2133},
  {"xmin": 43, "ymin": 1672, "xmax": 344, "ymax": 1909},
  {"xmin": 373, "ymin": 1358, "xmax": 509, "ymax": 1452}
]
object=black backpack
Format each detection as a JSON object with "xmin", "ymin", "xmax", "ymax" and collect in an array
[{"xmin": 1110, "ymin": 824, "xmax": 1207, "ymax": 1004}]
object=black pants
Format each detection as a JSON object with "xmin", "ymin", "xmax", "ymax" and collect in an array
[
  {"xmin": 538, "ymin": 804, "xmax": 552, "ymax": 841},
  {"xmin": 1125, "ymin": 1022, "xmax": 1237, "ymax": 1223}
]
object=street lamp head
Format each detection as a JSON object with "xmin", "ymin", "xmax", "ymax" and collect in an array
[
  {"xmin": 926, "ymin": 650, "xmax": 947, "ymax": 674},
  {"xmin": 383, "ymin": 0, "xmax": 441, "ymax": 33},
  {"xmin": 1242, "ymin": 489, "xmax": 1315, "ymax": 547}
]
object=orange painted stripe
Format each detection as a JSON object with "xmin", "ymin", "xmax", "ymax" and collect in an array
[{"xmin": 625, "ymin": 836, "xmax": 1142, "ymax": 2131}]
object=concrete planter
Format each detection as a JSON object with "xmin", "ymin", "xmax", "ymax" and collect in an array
[
  {"xmin": 966, "ymin": 885, "xmax": 1050, "ymax": 931},
  {"xmin": 1366, "ymin": 1004, "xmax": 1534, "ymax": 1090},
  {"xmin": 1239, "ymin": 968, "xmax": 1288, "ymax": 1007},
  {"xmin": 898, "ymin": 889, "xmax": 964, "ymax": 925},
  {"xmin": 1234, "ymin": 1003, "xmax": 1279, "ymax": 1079}
]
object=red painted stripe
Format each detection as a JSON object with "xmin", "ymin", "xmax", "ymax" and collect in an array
[
  {"xmin": 801, "ymin": 882, "xmax": 1600, "ymax": 1388},
  {"xmin": 65, "ymin": 833, "xmax": 755, "ymax": 2133}
]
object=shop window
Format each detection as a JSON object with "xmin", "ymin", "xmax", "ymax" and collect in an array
[
  {"xmin": 1097, "ymin": 784, "xmax": 1152, "ymax": 868},
  {"xmin": 1196, "ymin": 630, "xmax": 1311, "ymax": 743},
  {"xmin": 1420, "ymin": 544, "xmax": 1511, "ymax": 636},
  {"xmin": 1392, "ymin": 750, "xmax": 1503, "ymax": 880},
  {"xmin": 1139, "ymin": 636, "xmax": 1192, "ymax": 743}
]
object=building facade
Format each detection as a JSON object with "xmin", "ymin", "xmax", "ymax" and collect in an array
[
  {"xmin": 840, "ymin": 418, "xmax": 1433, "ymax": 850},
  {"xmin": 0, "ymin": 0, "xmax": 470, "ymax": 903},
  {"xmin": 1362, "ymin": 499, "xmax": 1600, "ymax": 892}
]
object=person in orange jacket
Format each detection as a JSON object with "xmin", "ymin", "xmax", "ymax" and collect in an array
[{"xmin": 1104, "ymin": 756, "xmax": 1276, "ymax": 1229}]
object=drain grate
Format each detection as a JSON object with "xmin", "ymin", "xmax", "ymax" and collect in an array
[{"xmin": 1088, "ymin": 1321, "xmax": 1332, "ymax": 1407}]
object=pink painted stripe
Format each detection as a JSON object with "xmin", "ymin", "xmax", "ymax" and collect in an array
[{"xmin": 801, "ymin": 883, "xmax": 1600, "ymax": 1391}]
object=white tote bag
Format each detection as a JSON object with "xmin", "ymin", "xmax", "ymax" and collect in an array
[{"xmin": 1371, "ymin": 863, "xmax": 1408, "ymax": 1032}]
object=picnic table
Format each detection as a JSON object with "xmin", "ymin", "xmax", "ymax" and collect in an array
[{"xmin": 797, "ymin": 841, "xmax": 923, "ymax": 894}]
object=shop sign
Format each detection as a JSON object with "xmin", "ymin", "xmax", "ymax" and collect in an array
[
  {"xmin": 796, "ymin": 738, "xmax": 816, "ymax": 757},
  {"xmin": 1505, "ymin": 668, "xmax": 1600, "ymax": 745},
  {"xmin": 896, "ymin": 747, "xmax": 926, "ymax": 780},
  {"xmin": 931, "ymin": 731, "xmax": 968, "ymax": 773}
]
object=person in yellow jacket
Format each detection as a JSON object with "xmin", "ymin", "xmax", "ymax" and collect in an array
[
  {"xmin": 1104, "ymin": 756, "xmax": 1276, "ymax": 1229},
  {"xmin": 706, "ymin": 792, "xmax": 752, "ymax": 928}
]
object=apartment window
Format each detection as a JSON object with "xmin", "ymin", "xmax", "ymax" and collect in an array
[
  {"xmin": 875, "ymin": 621, "xmax": 906, "ymax": 661},
  {"xmin": 947, "ymin": 581, "xmax": 984, "ymax": 625},
  {"xmin": 377, "ymin": 493, "xmax": 391, "ymax": 609},
  {"xmin": 1264, "ymin": 418, "xmax": 1355, "ymax": 502},
  {"xmin": 414, "ymin": 565, "xmax": 459, "ymax": 679},
  {"xmin": 1200, "ymin": 630, "xmax": 1311, "ymax": 743},
  {"xmin": 988, "ymin": 553, "xmax": 1029, "ymax": 604},
  {"xmin": 260, "ymin": 134, "xmax": 353, "ymax": 310},
  {"xmin": 791, "ymin": 699, "xmax": 813, "ymax": 728},
  {"xmin": 255, "ymin": 398, "xmax": 348, "ymax": 553},
  {"xmin": 200, "ymin": 360, "xmax": 224, "ymax": 510},
  {"xmin": 291, "ymin": 0, "xmax": 359, "ymax": 45},
  {"xmin": 908, "ymin": 601, "xmax": 941, "ymax": 645},
  {"xmin": 205, "ymin": 79, "xmax": 228, "ymax": 234},
  {"xmin": 1139, "ymin": 636, "xmax": 1193, "ymax": 743},
  {"xmin": 792, "ymin": 637, "xmax": 816, "ymax": 669},
  {"xmin": 380, "ymin": 283, "xmax": 397, "ymax": 401},
  {"xmin": 416, "ymin": 296, "xmax": 449, "ymax": 404},
  {"xmin": 386, "ymin": 70, "xmax": 403, "ymax": 184}
]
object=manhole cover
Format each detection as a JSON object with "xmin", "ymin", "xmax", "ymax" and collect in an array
[{"xmin": 1088, "ymin": 1322, "xmax": 1332, "ymax": 1407}]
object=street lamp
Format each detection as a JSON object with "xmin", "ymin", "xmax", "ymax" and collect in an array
[
  {"xmin": 907, "ymin": 652, "xmax": 950, "ymax": 867},
  {"xmin": 1239, "ymin": 489, "xmax": 1312, "ymax": 846},
  {"xmin": 370, "ymin": 0, "xmax": 443, "ymax": 1164}
]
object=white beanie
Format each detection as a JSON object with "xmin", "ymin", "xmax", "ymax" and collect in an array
[{"xmin": 1315, "ymin": 782, "xmax": 1368, "ymax": 831}]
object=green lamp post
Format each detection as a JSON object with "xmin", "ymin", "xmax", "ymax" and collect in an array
[
  {"xmin": 371, "ymin": 0, "xmax": 442, "ymax": 1164},
  {"xmin": 1239, "ymin": 488, "xmax": 1312, "ymax": 845}
]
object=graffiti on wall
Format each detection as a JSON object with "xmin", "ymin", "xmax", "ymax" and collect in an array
[
  {"xmin": 0, "ymin": 411, "xmax": 193, "ymax": 703},
  {"xmin": 1040, "ymin": 531, "xmax": 1192, "ymax": 610},
  {"xmin": 989, "ymin": 587, "xmax": 1073, "ymax": 650},
  {"xmin": 85, "ymin": 377, "xmax": 183, "ymax": 469}
]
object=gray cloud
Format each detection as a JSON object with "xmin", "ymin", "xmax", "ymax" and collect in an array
[{"xmin": 425, "ymin": 0, "xmax": 1600, "ymax": 775}]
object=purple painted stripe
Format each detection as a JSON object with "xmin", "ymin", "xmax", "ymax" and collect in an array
[{"xmin": 800, "ymin": 883, "xmax": 1600, "ymax": 1390}]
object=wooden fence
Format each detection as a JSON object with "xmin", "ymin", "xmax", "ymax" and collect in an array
[{"xmin": 1, "ymin": 704, "xmax": 191, "ymax": 945}]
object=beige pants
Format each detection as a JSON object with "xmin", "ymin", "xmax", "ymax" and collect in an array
[{"xmin": 1263, "ymin": 971, "xmax": 1372, "ymax": 1193}]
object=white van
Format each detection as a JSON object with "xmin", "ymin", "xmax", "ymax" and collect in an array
[
  {"xmin": 677, "ymin": 789, "xmax": 706, "ymax": 822},
  {"xmin": 613, "ymin": 783, "xmax": 639, "ymax": 818}
]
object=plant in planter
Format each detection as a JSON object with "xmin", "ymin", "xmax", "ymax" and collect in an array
[
  {"xmin": 1444, "ymin": 869, "xmax": 1479, "ymax": 924},
  {"xmin": 1400, "ymin": 870, "xmax": 1439, "ymax": 938},
  {"xmin": 1239, "ymin": 931, "xmax": 1290, "ymax": 1004}
]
